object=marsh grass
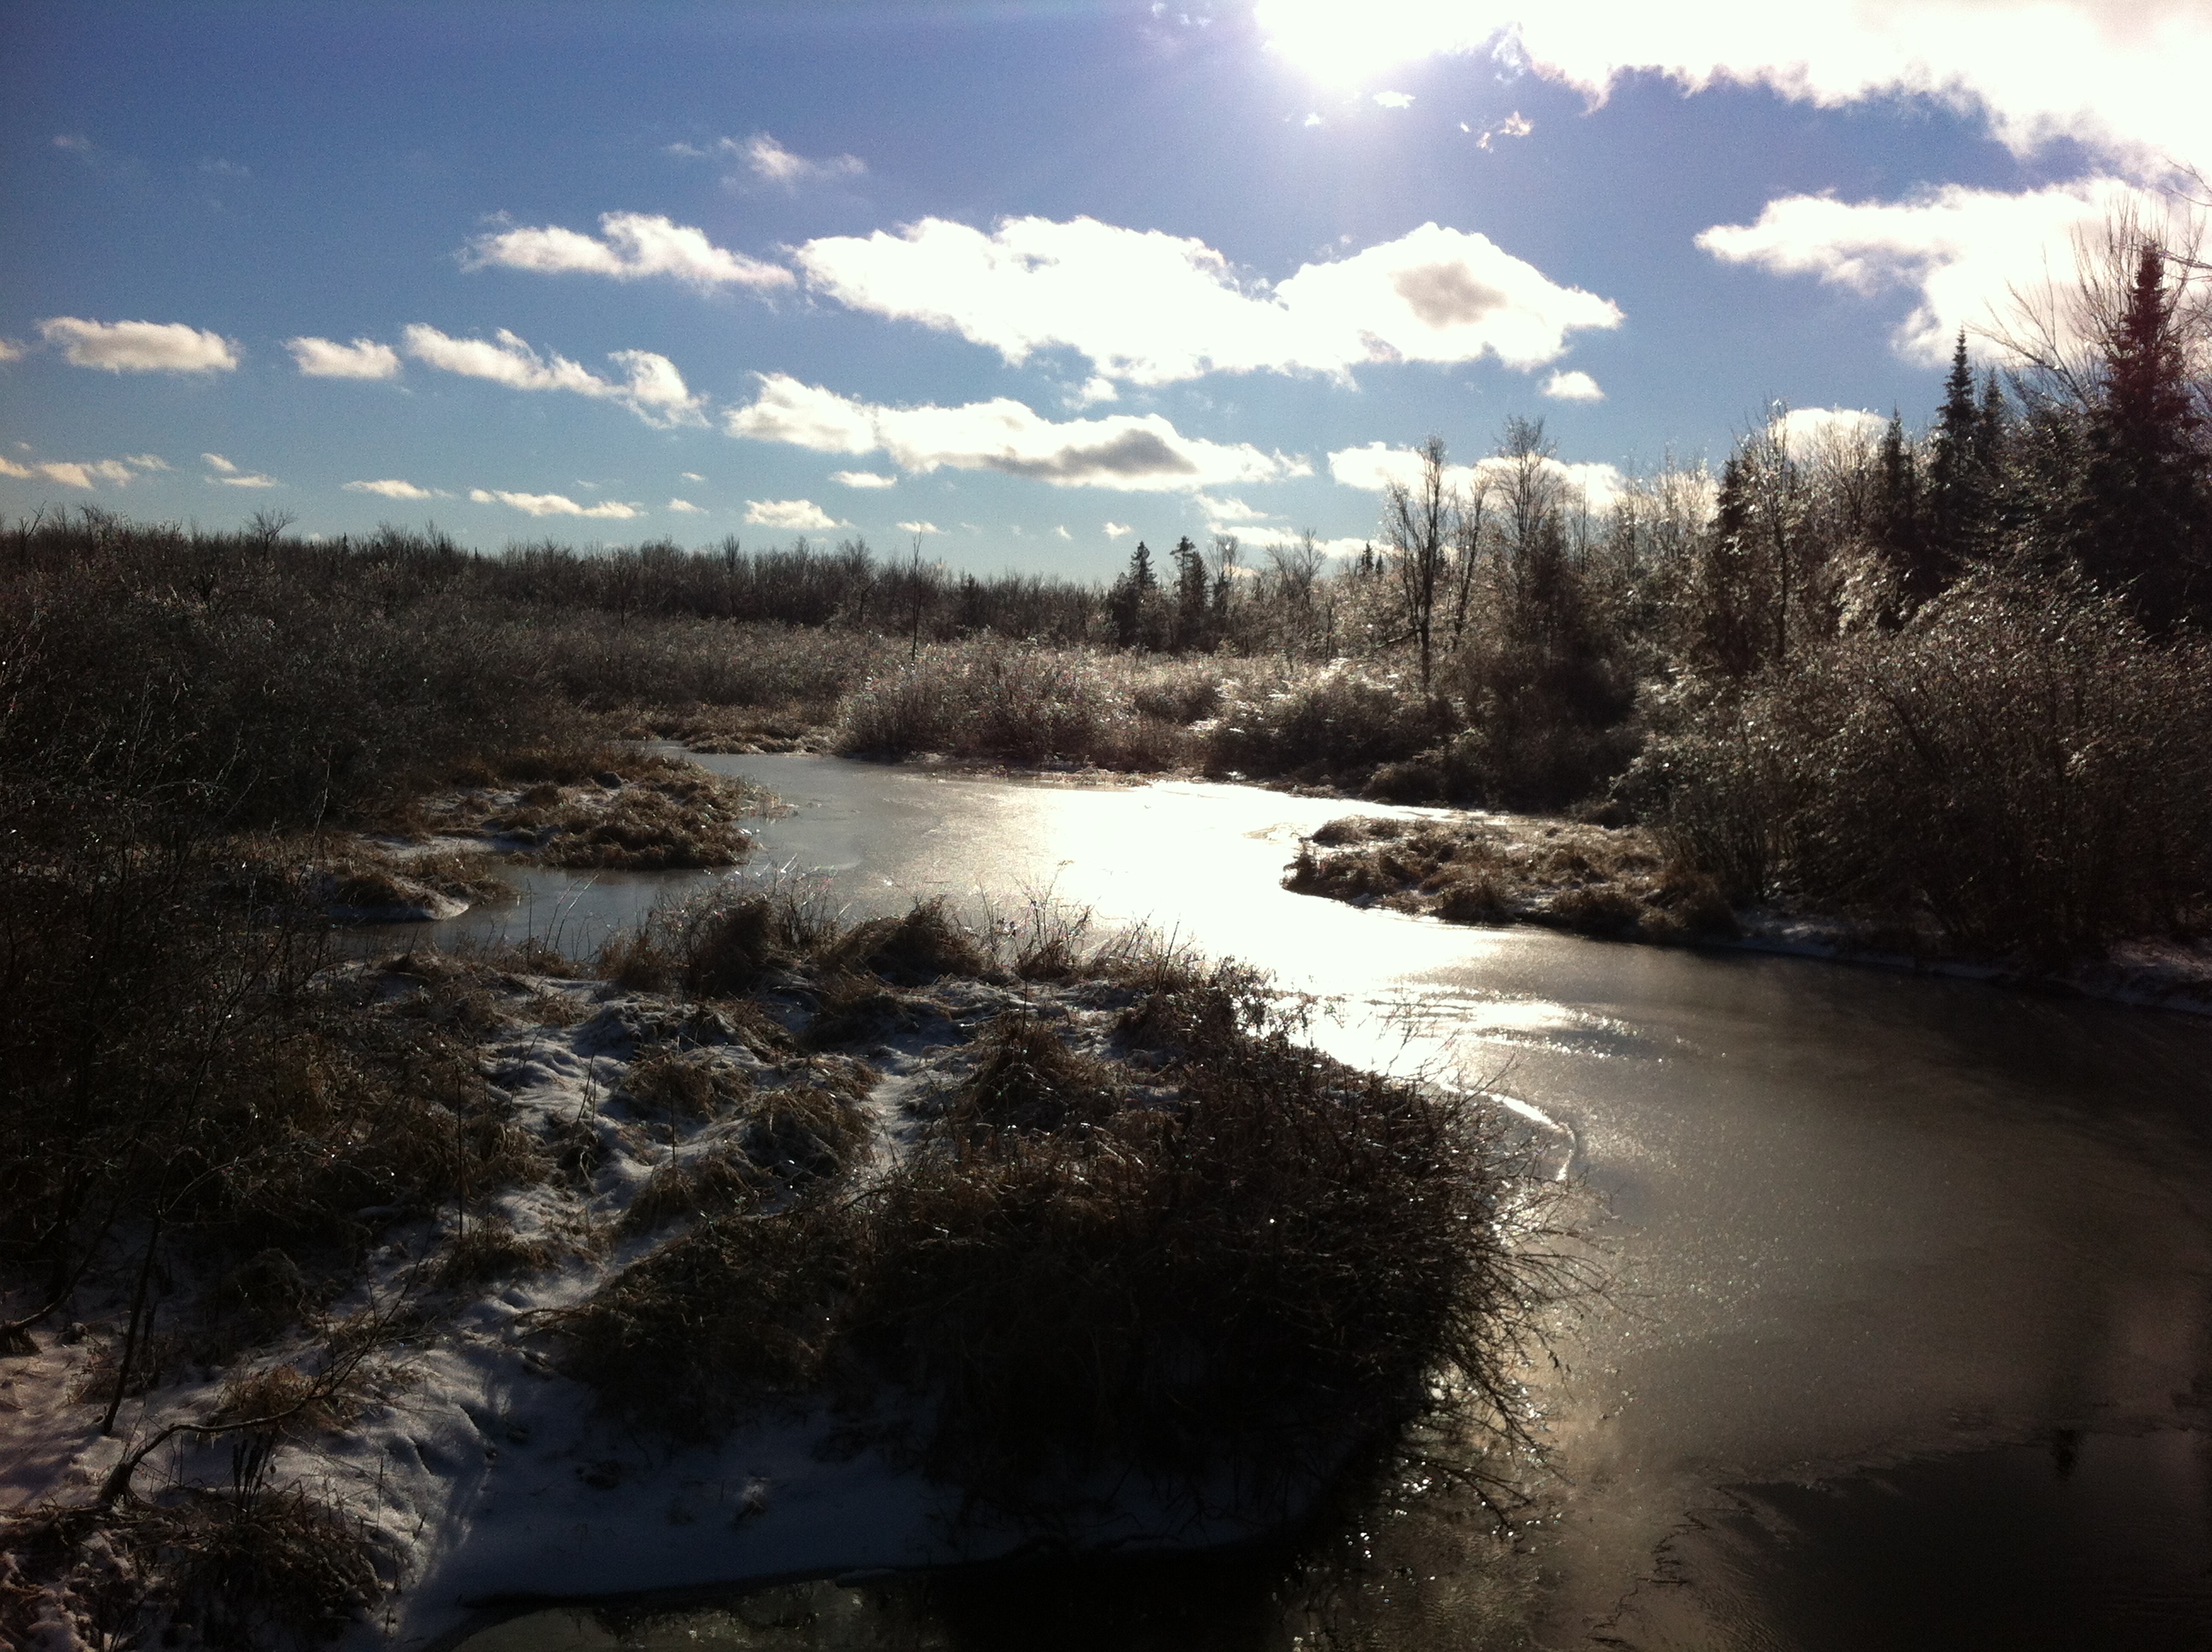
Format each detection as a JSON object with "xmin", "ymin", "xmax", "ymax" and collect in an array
[
  {"xmin": 556, "ymin": 925, "xmax": 1554, "ymax": 1519},
  {"xmin": 1289, "ymin": 815, "xmax": 1737, "ymax": 943}
]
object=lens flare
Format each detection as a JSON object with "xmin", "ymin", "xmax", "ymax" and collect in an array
[{"xmin": 1252, "ymin": 0, "xmax": 1499, "ymax": 87}]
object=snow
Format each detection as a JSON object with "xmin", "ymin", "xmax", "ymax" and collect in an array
[{"xmin": 2, "ymin": 966, "xmax": 1285, "ymax": 1651}]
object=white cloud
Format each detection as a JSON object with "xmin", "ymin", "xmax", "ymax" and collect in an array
[
  {"xmin": 1329, "ymin": 439, "xmax": 1627, "ymax": 511},
  {"xmin": 745, "ymin": 497, "xmax": 842, "ymax": 530},
  {"xmin": 1774, "ymin": 406, "xmax": 1889, "ymax": 461},
  {"xmin": 469, "ymin": 488, "xmax": 643, "ymax": 520},
  {"xmin": 832, "ymin": 469, "xmax": 899, "ymax": 488},
  {"xmin": 896, "ymin": 520, "xmax": 942, "ymax": 535},
  {"xmin": 1697, "ymin": 176, "xmax": 2168, "ymax": 364},
  {"xmin": 1196, "ymin": 494, "xmax": 1274, "ymax": 525},
  {"xmin": 1103, "ymin": 522, "xmax": 1134, "ymax": 538},
  {"xmin": 123, "ymin": 454, "xmax": 167, "ymax": 470},
  {"xmin": 736, "ymin": 133, "xmax": 866, "ymax": 187},
  {"xmin": 727, "ymin": 372, "xmax": 1309, "ymax": 492},
  {"xmin": 667, "ymin": 497, "xmax": 706, "ymax": 514},
  {"xmin": 466, "ymin": 211, "xmax": 793, "ymax": 291},
  {"xmin": 1053, "ymin": 525, "xmax": 1072, "ymax": 539},
  {"xmin": 52, "ymin": 133, "xmax": 93, "ymax": 156},
  {"xmin": 792, "ymin": 216, "xmax": 1621, "ymax": 387},
  {"xmin": 0, "ymin": 456, "xmax": 143, "ymax": 489},
  {"xmin": 1302, "ymin": 112, "xmax": 1324, "ymax": 127},
  {"xmin": 1374, "ymin": 90, "xmax": 1415, "ymax": 108},
  {"xmin": 681, "ymin": 471, "xmax": 706, "ymax": 482},
  {"xmin": 1541, "ymin": 369, "xmax": 1604, "ymax": 401},
  {"xmin": 203, "ymin": 453, "xmax": 279, "ymax": 488},
  {"xmin": 345, "ymin": 478, "xmax": 448, "ymax": 500},
  {"xmin": 402, "ymin": 324, "xmax": 705, "ymax": 426},
  {"xmin": 1256, "ymin": 2, "xmax": 2212, "ymax": 177},
  {"xmin": 288, "ymin": 335, "xmax": 402, "ymax": 379},
  {"xmin": 1478, "ymin": 112, "xmax": 1534, "ymax": 150},
  {"xmin": 39, "ymin": 317, "xmax": 237, "ymax": 373},
  {"xmin": 0, "ymin": 339, "xmax": 22, "ymax": 363}
]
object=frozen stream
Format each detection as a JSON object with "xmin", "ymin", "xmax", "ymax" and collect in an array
[{"xmin": 415, "ymin": 754, "xmax": 2212, "ymax": 1649}]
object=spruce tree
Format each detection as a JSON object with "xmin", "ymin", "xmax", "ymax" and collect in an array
[
  {"xmin": 1926, "ymin": 331, "xmax": 1986, "ymax": 579},
  {"xmin": 2071, "ymin": 245, "xmax": 2210, "ymax": 631},
  {"xmin": 1874, "ymin": 410, "xmax": 1928, "ymax": 610}
]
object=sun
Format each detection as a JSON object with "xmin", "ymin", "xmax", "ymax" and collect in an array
[{"xmin": 1251, "ymin": 0, "xmax": 1496, "ymax": 90}]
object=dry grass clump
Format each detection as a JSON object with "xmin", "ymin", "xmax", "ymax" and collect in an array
[
  {"xmin": 558, "ymin": 1200, "xmax": 864, "ymax": 1439},
  {"xmin": 456, "ymin": 760, "xmax": 766, "ymax": 872},
  {"xmin": 620, "ymin": 1049, "xmax": 756, "ymax": 1123},
  {"xmin": 2, "ymin": 1489, "xmax": 384, "ymax": 1652},
  {"xmin": 428, "ymin": 1219, "xmax": 557, "ymax": 1290},
  {"xmin": 849, "ymin": 974, "xmax": 1539, "ymax": 1503},
  {"xmin": 835, "ymin": 639, "xmax": 1200, "ymax": 770},
  {"xmin": 822, "ymin": 897, "xmax": 991, "ymax": 985},
  {"xmin": 558, "ymin": 960, "xmax": 1548, "ymax": 1517},
  {"xmin": 1288, "ymin": 815, "xmax": 1738, "ymax": 944},
  {"xmin": 209, "ymin": 1361, "xmax": 364, "ymax": 1440},
  {"xmin": 936, "ymin": 1010, "xmax": 1125, "ymax": 1137},
  {"xmin": 1202, "ymin": 664, "xmax": 1449, "ymax": 789},
  {"xmin": 615, "ymin": 1146, "xmax": 762, "ymax": 1236}
]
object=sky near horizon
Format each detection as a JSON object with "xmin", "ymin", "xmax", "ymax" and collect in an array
[{"xmin": 2, "ymin": 1, "xmax": 2205, "ymax": 577}]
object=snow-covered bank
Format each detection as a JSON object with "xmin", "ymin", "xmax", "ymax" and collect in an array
[
  {"xmin": 4, "ymin": 899, "xmax": 1542, "ymax": 1651},
  {"xmin": 1284, "ymin": 811, "xmax": 2212, "ymax": 1016}
]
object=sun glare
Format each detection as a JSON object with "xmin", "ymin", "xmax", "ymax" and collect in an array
[{"xmin": 1252, "ymin": 0, "xmax": 1494, "ymax": 88}]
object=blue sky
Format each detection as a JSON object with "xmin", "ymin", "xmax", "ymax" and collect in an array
[{"xmin": 3, "ymin": 1, "xmax": 2204, "ymax": 577}]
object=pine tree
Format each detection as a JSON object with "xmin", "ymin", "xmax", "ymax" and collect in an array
[
  {"xmin": 2071, "ymin": 245, "xmax": 2210, "ymax": 631},
  {"xmin": 1873, "ymin": 410, "xmax": 1928, "ymax": 609},
  {"xmin": 1105, "ymin": 541, "xmax": 1156, "ymax": 648},
  {"xmin": 1169, "ymin": 535, "xmax": 1209, "ymax": 652},
  {"xmin": 1926, "ymin": 331, "xmax": 1988, "ymax": 578}
]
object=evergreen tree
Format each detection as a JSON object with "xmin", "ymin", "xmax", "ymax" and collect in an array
[
  {"xmin": 2070, "ymin": 245, "xmax": 2210, "ymax": 631},
  {"xmin": 1105, "ymin": 541, "xmax": 1156, "ymax": 648},
  {"xmin": 1926, "ymin": 331, "xmax": 1989, "ymax": 577},
  {"xmin": 1873, "ymin": 410, "xmax": 1928, "ymax": 609},
  {"xmin": 1169, "ymin": 535, "xmax": 1209, "ymax": 652}
]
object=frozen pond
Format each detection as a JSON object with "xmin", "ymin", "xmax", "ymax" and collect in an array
[{"xmin": 416, "ymin": 754, "xmax": 2212, "ymax": 1649}]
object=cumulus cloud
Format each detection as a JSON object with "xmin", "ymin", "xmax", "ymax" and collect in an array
[
  {"xmin": 1196, "ymin": 495, "xmax": 1273, "ymax": 525},
  {"xmin": 1374, "ymin": 90, "xmax": 1415, "ymax": 108},
  {"xmin": 791, "ymin": 216, "xmax": 1621, "ymax": 387},
  {"xmin": 345, "ymin": 478, "xmax": 447, "ymax": 500},
  {"xmin": 669, "ymin": 133, "xmax": 867, "ymax": 189},
  {"xmin": 203, "ymin": 453, "xmax": 279, "ymax": 488},
  {"xmin": 466, "ymin": 211, "xmax": 793, "ymax": 291},
  {"xmin": 1478, "ymin": 112, "xmax": 1534, "ymax": 150},
  {"xmin": 725, "ymin": 373, "xmax": 1309, "ymax": 492},
  {"xmin": 39, "ymin": 317, "xmax": 237, "ymax": 373},
  {"xmin": 667, "ymin": 497, "xmax": 706, "ymax": 514},
  {"xmin": 1329, "ymin": 439, "xmax": 1626, "ymax": 512},
  {"xmin": 1254, "ymin": 1, "xmax": 2212, "ymax": 177},
  {"xmin": 896, "ymin": 520, "xmax": 942, "ymax": 535},
  {"xmin": 469, "ymin": 488, "xmax": 643, "ymax": 520},
  {"xmin": 1103, "ymin": 522, "xmax": 1134, "ymax": 538},
  {"xmin": 0, "ymin": 339, "xmax": 23, "ymax": 363},
  {"xmin": 832, "ymin": 469, "xmax": 898, "ymax": 488},
  {"xmin": 1774, "ymin": 406, "xmax": 1889, "ymax": 461},
  {"xmin": 0, "ymin": 456, "xmax": 131, "ymax": 489},
  {"xmin": 1054, "ymin": 525, "xmax": 1072, "ymax": 539},
  {"xmin": 1541, "ymin": 369, "xmax": 1604, "ymax": 401},
  {"xmin": 1697, "ymin": 176, "xmax": 2169, "ymax": 364},
  {"xmin": 402, "ymin": 324, "xmax": 705, "ymax": 426},
  {"xmin": 745, "ymin": 497, "xmax": 842, "ymax": 530},
  {"xmin": 288, "ymin": 335, "xmax": 402, "ymax": 379},
  {"xmin": 735, "ymin": 133, "xmax": 866, "ymax": 187}
]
